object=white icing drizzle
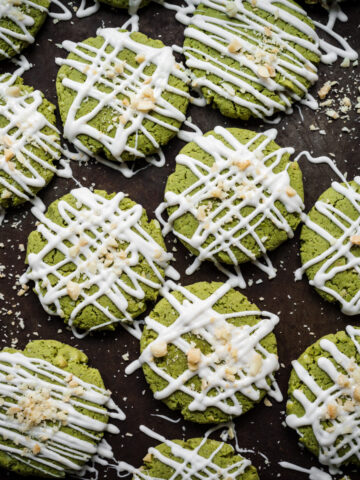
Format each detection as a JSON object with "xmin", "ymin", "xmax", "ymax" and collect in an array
[
  {"xmin": 295, "ymin": 178, "xmax": 360, "ymax": 316},
  {"xmin": 286, "ymin": 325, "xmax": 360, "ymax": 473},
  {"xmin": 156, "ymin": 126, "xmax": 304, "ymax": 282},
  {"xmin": 117, "ymin": 424, "xmax": 253, "ymax": 479},
  {"xmin": 0, "ymin": 58, "xmax": 72, "ymax": 207},
  {"xmin": 22, "ymin": 187, "xmax": 173, "ymax": 337},
  {"xmin": 181, "ymin": 0, "xmax": 320, "ymax": 119},
  {"xmin": 47, "ymin": 0, "xmax": 72, "ymax": 21},
  {"xmin": 0, "ymin": 350, "xmax": 124, "ymax": 477},
  {"xmin": 314, "ymin": 0, "xmax": 358, "ymax": 64},
  {"xmin": 76, "ymin": 0, "xmax": 100, "ymax": 18},
  {"xmin": 126, "ymin": 280, "xmax": 282, "ymax": 416},
  {"xmin": 279, "ymin": 461, "xmax": 332, "ymax": 480},
  {"xmin": 56, "ymin": 28, "xmax": 190, "ymax": 172}
]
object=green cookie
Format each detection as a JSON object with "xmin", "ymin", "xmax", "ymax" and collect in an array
[
  {"xmin": 25, "ymin": 188, "xmax": 169, "ymax": 333},
  {"xmin": 56, "ymin": 29, "xmax": 189, "ymax": 164},
  {"xmin": 138, "ymin": 437, "xmax": 259, "ymax": 479},
  {"xmin": 299, "ymin": 180, "xmax": 360, "ymax": 316},
  {"xmin": 164, "ymin": 127, "xmax": 304, "ymax": 268},
  {"xmin": 0, "ymin": 76, "xmax": 60, "ymax": 209},
  {"xmin": 0, "ymin": 339, "xmax": 110, "ymax": 478},
  {"xmin": 286, "ymin": 326, "xmax": 360, "ymax": 470},
  {"xmin": 140, "ymin": 281, "xmax": 279, "ymax": 423},
  {"xmin": 183, "ymin": 0, "xmax": 320, "ymax": 119}
]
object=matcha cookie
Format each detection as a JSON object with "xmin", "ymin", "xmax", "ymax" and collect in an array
[
  {"xmin": 0, "ymin": 0, "xmax": 49, "ymax": 59},
  {"xmin": 286, "ymin": 326, "xmax": 360, "ymax": 472},
  {"xmin": 56, "ymin": 28, "xmax": 189, "ymax": 167},
  {"xmin": 0, "ymin": 339, "xmax": 124, "ymax": 478},
  {"xmin": 158, "ymin": 127, "xmax": 304, "ymax": 275},
  {"xmin": 296, "ymin": 179, "xmax": 360, "ymax": 316},
  {"xmin": 98, "ymin": 0, "xmax": 150, "ymax": 14},
  {"xmin": 0, "ymin": 75, "xmax": 61, "ymax": 209},
  {"xmin": 24, "ymin": 187, "xmax": 171, "ymax": 335},
  {"xmin": 131, "ymin": 433, "xmax": 259, "ymax": 479},
  {"xmin": 127, "ymin": 281, "xmax": 281, "ymax": 423},
  {"xmin": 183, "ymin": 0, "xmax": 320, "ymax": 120}
]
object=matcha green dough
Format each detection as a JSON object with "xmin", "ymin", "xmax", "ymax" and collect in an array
[
  {"xmin": 138, "ymin": 437, "xmax": 259, "ymax": 479},
  {"xmin": 286, "ymin": 328, "xmax": 360, "ymax": 469},
  {"xmin": 98, "ymin": 0, "xmax": 150, "ymax": 10},
  {"xmin": 0, "ymin": 0, "xmax": 49, "ymax": 60},
  {"xmin": 165, "ymin": 127, "xmax": 304, "ymax": 266},
  {"xmin": 140, "ymin": 281, "xmax": 278, "ymax": 424},
  {"xmin": 25, "ymin": 188, "xmax": 168, "ymax": 332},
  {"xmin": 0, "ymin": 339, "xmax": 108, "ymax": 478},
  {"xmin": 299, "ymin": 180, "xmax": 360, "ymax": 315},
  {"xmin": 0, "ymin": 76, "xmax": 60, "ymax": 209},
  {"xmin": 56, "ymin": 29, "xmax": 189, "ymax": 164},
  {"xmin": 183, "ymin": 0, "xmax": 320, "ymax": 120}
]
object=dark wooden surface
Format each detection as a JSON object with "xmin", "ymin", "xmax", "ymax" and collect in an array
[{"xmin": 0, "ymin": 1, "xmax": 360, "ymax": 478}]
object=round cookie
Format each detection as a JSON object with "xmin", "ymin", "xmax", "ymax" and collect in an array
[
  {"xmin": 162, "ymin": 127, "xmax": 304, "ymax": 272},
  {"xmin": 98, "ymin": 0, "xmax": 150, "ymax": 13},
  {"xmin": 0, "ymin": 339, "xmax": 122, "ymax": 478},
  {"xmin": 183, "ymin": 0, "xmax": 321, "ymax": 120},
  {"xmin": 136, "ymin": 281, "xmax": 280, "ymax": 423},
  {"xmin": 0, "ymin": 0, "xmax": 49, "ymax": 59},
  {"xmin": 0, "ymin": 76, "xmax": 61, "ymax": 209},
  {"xmin": 136, "ymin": 436, "xmax": 259, "ymax": 480},
  {"xmin": 297, "ymin": 179, "xmax": 360, "ymax": 316},
  {"xmin": 25, "ymin": 187, "xmax": 170, "ymax": 334},
  {"xmin": 286, "ymin": 326, "xmax": 360, "ymax": 471},
  {"xmin": 56, "ymin": 28, "xmax": 189, "ymax": 165}
]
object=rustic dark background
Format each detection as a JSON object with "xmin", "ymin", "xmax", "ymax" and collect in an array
[{"xmin": 0, "ymin": 1, "xmax": 359, "ymax": 478}]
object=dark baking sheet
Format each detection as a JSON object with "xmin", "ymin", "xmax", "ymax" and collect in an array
[{"xmin": 0, "ymin": 1, "xmax": 360, "ymax": 478}]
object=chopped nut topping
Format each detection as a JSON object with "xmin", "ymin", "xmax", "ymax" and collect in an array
[
  {"xmin": 66, "ymin": 281, "xmax": 81, "ymax": 301},
  {"xmin": 257, "ymin": 65, "xmax": 270, "ymax": 79},
  {"xmin": 143, "ymin": 452, "xmax": 152, "ymax": 462},
  {"xmin": 353, "ymin": 385, "xmax": 360, "ymax": 403},
  {"xmin": 285, "ymin": 186, "xmax": 297, "ymax": 197},
  {"xmin": 350, "ymin": 235, "xmax": 360, "ymax": 245},
  {"xmin": 227, "ymin": 38, "xmax": 242, "ymax": 54},
  {"xmin": 318, "ymin": 82, "xmax": 331, "ymax": 100},
  {"xmin": 135, "ymin": 53, "xmax": 146, "ymax": 64},
  {"xmin": 264, "ymin": 26, "xmax": 272, "ymax": 37},
  {"xmin": 233, "ymin": 158, "xmax": 251, "ymax": 171},
  {"xmin": 249, "ymin": 352, "xmax": 262, "ymax": 376},
  {"xmin": 4, "ymin": 148, "xmax": 14, "ymax": 162},
  {"xmin": 150, "ymin": 340, "xmax": 168, "ymax": 358},
  {"xmin": 187, "ymin": 347, "xmax": 201, "ymax": 371},
  {"xmin": 7, "ymin": 86, "xmax": 21, "ymax": 97},
  {"xmin": 32, "ymin": 443, "xmax": 41, "ymax": 455},
  {"xmin": 326, "ymin": 403, "xmax": 338, "ymax": 419}
]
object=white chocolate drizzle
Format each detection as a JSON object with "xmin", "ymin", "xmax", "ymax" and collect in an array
[
  {"xmin": 0, "ymin": 350, "xmax": 124, "ymax": 477},
  {"xmin": 0, "ymin": 57, "xmax": 72, "ymax": 208},
  {"xmin": 56, "ymin": 28, "xmax": 190, "ymax": 174},
  {"xmin": 295, "ymin": 178, "xmax": 360, "ymax": 316},
  {"xmin": 117, "ymin": 424, "xmax": 253, "ymax": 479},
  {"xmin": 22, "ymin": 187, "xmax": 172, "ymax": 337},
  {"xmin": 156, "ymin": 126, "xmax": 303, "ymax": 284},
  {"xmin": 126, "ymin": 280, "xmax": 282, "ymax": 416},
  {"xmin": 181, "ymin": 0, "xmax": 321, "ymax": 119},
  {"xmin": 279, "ymin": 461, "xmax": 332, "ymax": 480},
  {"xmin": 286, "ymin": 325, "xmax": 360, "ymax": 473},
  {"xmin": 76, "ymin": 0, "xmax": 100, "ymax": 18},
  {"xmin": 314, "ymin": 0, "xmax": 357, "ymax": 64}
]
